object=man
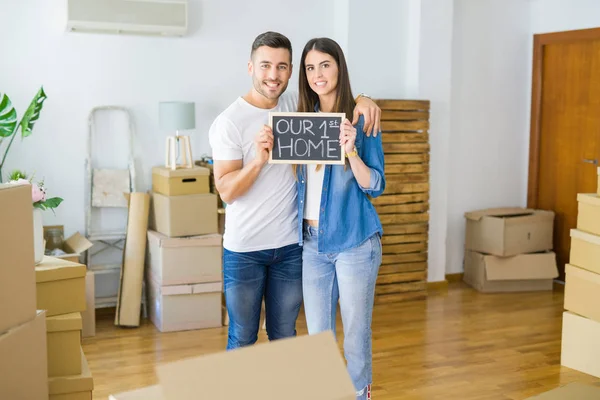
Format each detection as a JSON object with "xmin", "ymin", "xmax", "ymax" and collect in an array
[{"xmin": 208, "ymin": 31, "xmax": 381, "ymax": 350}]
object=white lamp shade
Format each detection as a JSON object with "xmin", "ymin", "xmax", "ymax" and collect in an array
[{"xmin": 159, "ymin": 101, "xmax": 195, "ymax": 131}]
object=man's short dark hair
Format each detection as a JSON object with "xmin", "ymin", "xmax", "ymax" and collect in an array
[{"xmin": 251, "ymin": 31, "xmax": 292, "ymax": 61}]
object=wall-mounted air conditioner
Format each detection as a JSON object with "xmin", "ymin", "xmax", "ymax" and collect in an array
[{"xmin": 67, "ymin": 0, "xmax": 188, "ymax": 37}]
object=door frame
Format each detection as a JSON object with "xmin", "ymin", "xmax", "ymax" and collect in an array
[{"xmin": 527, "ymin": 27, "xmax": 600, "ymax": 207}]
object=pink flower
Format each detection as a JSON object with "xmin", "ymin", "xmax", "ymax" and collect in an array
[{"xmin": 31, "ymin": 183, "xmax": 46, "ymax": 203}]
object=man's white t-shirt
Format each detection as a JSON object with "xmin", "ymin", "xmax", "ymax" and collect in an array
[{"xmin": 208, "ymin": 91, "xmax": 298, "ymax": 253}]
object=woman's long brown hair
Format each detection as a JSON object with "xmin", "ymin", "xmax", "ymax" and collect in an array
[{"xmin": 294, "ymin": 37, "xmax": 355, "ymax": 178}]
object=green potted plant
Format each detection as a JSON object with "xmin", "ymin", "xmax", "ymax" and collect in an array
[{"xmin": 0, "ymin": 87, "xmax": 47, "ymax": 183}]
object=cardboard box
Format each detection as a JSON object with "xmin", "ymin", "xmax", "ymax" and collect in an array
[
  {"xmin": 152, "ymin": 166, "xmax": 210, "ymax": 196},
  {"xmin": 0, "ymin": 310, "xmax": 49, "ymax": 400},
  {"xmin": 569, "ymin": 229, "xmax": 600, "ymax": 274},
  {"xmin": 150, "ymin": 192, "xmax": 218, "ymax": 237},
  {"xmin": 48, "ymin": 348, "xmax": 94, "ymax": 400},
  {"xmin": 0, "ymin": 183, "xmax": 37, "ymax": 334},
  {"xmin": 109, "ymin": 385, "xmax": 164, "ymax": 400},
  {"xmin": 43, "ymin": 226, "xmax": 93, "ymax": 264},
  {"xmin": 147, "ymin": 230, "xmax": 222, "ymax": 286},
  {"xmin": 156, "ymin": 332, "xmax": 356, "ymax": 400},
  {"xmin": 36, "ymin": 256, "xmax": 87, "ymax": 316},
  {"xmin": 561, "ymin": 311, "xmax": 600, "ymax": 378},
  {"xmin": 576, "ymin": 193, "xmax": 600, "ymax": 236},
  {"xmin": 463, "ymin": 250, "xmax": 558, "ymax": 292},
  {"xmin": 82, "ymin": 270, "xmax": 96, "ymax": 338},
  {"xmin": 148, "ymin": 276, "xmax": 222, "ymax": 332},
  {"xmin": 464, "ymin": 208, "xmax": 554, "ymax": 256},
  {"xmin": 526, "ymin": 383, "xmax": 600, "ymax": 399},
  {"xmin": 564, "ymin": 264, "xmax": 600, "ymax": 323},
  {"xmin": 47, "ymin": 312, "xmax": 82, "ymax": 377}
]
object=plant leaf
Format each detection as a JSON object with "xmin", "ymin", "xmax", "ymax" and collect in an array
[
  {"xmin": 34, "ymin": 202, "xmax": 46, "ymax": 210},
  {"xmin": 43, "ymin": 197, "xmax": 63, "ymax": 209},
  {"xmin": 0, "ymin": 93, "xmax": 18, "ymax": 138},
  {"xmin": 20, "ymin": 87, "xmax": 47, "ymax": 138}
]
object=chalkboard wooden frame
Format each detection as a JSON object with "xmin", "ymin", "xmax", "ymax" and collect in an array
[{"xmin": 268, "ymin": 112, "xmax": 347, "ymax": 165}]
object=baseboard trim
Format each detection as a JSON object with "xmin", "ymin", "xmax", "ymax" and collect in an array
[
  {"xmin": 427, "ymin": 280, "xmax": 448, "ymax": 290},
  {"xmin": 446, "ymin": 273, "xmax": 464, "ymax": 283}
]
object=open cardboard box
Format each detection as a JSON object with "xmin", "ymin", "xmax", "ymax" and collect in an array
[
  {"xmin": 44, "ymin": 225, "xmax": 93, "ymax": 264},
  {"xmin": 110, "ymin": 332, "xmax": 356, "ymax": 399}
]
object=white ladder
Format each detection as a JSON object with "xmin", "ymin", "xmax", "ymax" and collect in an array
[{"xmin": 84, "ymin": 106, "xmax": 147, "ymax": 318}]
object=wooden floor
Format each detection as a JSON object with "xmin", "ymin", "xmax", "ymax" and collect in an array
[{"xmin": 83, "ymin": 282, "xmax": 599, "ymax": 399}]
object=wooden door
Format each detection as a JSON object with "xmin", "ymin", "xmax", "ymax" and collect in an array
[{"xmin": 528, "ymin": 28, "xmax": 600, "ymax": 281}]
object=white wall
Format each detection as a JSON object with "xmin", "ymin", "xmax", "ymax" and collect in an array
[
  {"xmin": 446, "ymin": 0, "xmax": 531, "ymax": 274},
  {"xmin": 1, "ymin": 0, "xmax": 337, "ymax": 235},
  {"xmin": 418, "ymin": 0, "xmax": 454, "ymax": 282},
  {"xmin": 531, "ymin": 0, "xmax": 600, "ymax": 34}
]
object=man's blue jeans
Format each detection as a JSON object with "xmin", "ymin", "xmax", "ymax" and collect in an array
[{"xmin": 223, "ymin": 243, "xmax": 303, "ymax": 350}]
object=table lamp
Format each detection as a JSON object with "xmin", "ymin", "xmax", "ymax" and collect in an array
[{"xmin": 159, "ymin": 101, "xmax": 195, "ymax": 170}]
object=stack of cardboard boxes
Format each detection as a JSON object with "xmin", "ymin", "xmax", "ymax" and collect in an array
[
  {"xmin": 0, "ymin": 184, "xmax": 50, "ymax": 399},
  {"xmin": 463, "ymin": 208, "xmax": 558, "ymax": 292},
  {"xmin": 561, "ymin": 170, "xmax": 600, "ymax": 378},
  {"xmin": 36, "ymin": 254, "xmax": 93, "ymax": 398},
  {"xmin": 147, "ymin": 166, "xmax": 222, "ymax": 332}
]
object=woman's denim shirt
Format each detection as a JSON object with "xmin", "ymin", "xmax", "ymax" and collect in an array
[{"xmin": 296, "ymin": 113, "xmax": 385, "ymax": 253}]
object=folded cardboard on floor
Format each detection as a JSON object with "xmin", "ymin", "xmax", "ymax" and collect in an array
[
  {"xmin": 150, "ymin": 192, "xmax": 218, "ymax": 237},
  {"xmin": 464, "ymin": 208, "xmax": 554, "ymax": 256},
  {"xmin": 152, "ymin": 166, "xmax": 210, "ymax": 196},
  {"xmin": 47, "ymin": 312, "xmax": 83, "ymax": 377},
  {"xmin": 115, "ymin": 192, "xmax": 150, "ymax": 328},
  {"xmin": 147, "ymin": 276, "xmax": 222, "ymax": 332},
  {"xmin": 561, "ymin": 311, "xmax": 600, "ymax": 378},
  {"xmin": 569, "ymin": 229, "xmax": 600, "ymax": 274},
  {"xmin": 0, "ymin": 310, "xmax": 49, "ymax": 400},
  {"xmin": 0, "ymin": 183, "xmax": 37, "ymax": 334},
  {"xmin": 147, "ymin": 230, "xmax": 222, "ymax": 286},
  {"xmin": 463, "ymin": 250, "xmax": 558, "ymax": 292},
  {"xmin": 48, "ymin": 348, "xmax": 94, "ymax": 400},
  {"xmin": 158, "ymin": 331, "xmax": 355, "ymax": 400},
  {"xmin": 36, "ymin": 256, "xmax": 87, "ymax": 316},
  {"xmin": 526, "ymin": 382, "xmax": 600, "ymax": 399}
]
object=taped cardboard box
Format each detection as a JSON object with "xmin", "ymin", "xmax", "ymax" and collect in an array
[
  {"xmin": 148, "ymin": 276, "xmax": 222, "ymax": 332},
  {"xmin": 152, "ymin": 166, "xmax": 210, "ymax": 196},
  {"xmin": 48, "ymin": 348, "xmax": 94, "ymax": 400},
  {"xmin": 0, "ymin": 183, "xmax": 37, "ymax": 335},
  {"xmin": 0, "ymin": 310, "xmax": 49, "ymax": 400},
  {"xmin": 561, "ymin": 311, "xmax": 600, "ymax": 378},
  {"xmin": 150, "ymin": 192, "xmax": 218, "ymax": 238},
  {"xmin": 464, "ymin": 208, "xmax": 554, "ymax": 256},
  {"xmin": 147, "ymin": 230, "xmax": 222, "ymax": 286},
  {"xmin": 109, "ymin": 385, "xmax": 164, "ymax": 400},
  {"xmin": 569, "ymin": 229, "xmax": 600, "ymax": 274},
  {"xmin": 36, "ymin": 256, "xmax": 87, "ymax": 316},
  {"xmin": 564, "ymin": 264, "xmax": 600, "ymax": 323},
  {"xmin": 156, "ymin": 332, "xmax": 356, "ymax": 400},
  {"xmin": 47, "ymin": 312, "xmax": 82, "ymax": 377},
  {"xmin": 526, "ymin": 382, "xmax": 600, "ymax": 399},
  {"xmin": 463, "ymin": 250, "xmax": 558, "ymax": 292}
]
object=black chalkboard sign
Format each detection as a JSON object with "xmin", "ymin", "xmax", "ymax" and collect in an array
[{"xmin": 268, "ymin": 112, "xmax": 346, "ymax": 165}]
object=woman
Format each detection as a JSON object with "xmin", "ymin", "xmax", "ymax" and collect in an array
[{"xmin": 295, "ymin": 37, "xmax": 385, "ymax": 400}]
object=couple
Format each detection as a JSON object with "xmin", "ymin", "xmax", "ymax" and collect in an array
[{"xmin": 208, "ymin": 31, "xmax": 385, "ymax": 400}]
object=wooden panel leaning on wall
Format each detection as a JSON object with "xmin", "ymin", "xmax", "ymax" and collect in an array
[{"xmin": 372, "ymin": 99, "xmax": 430, "ymax": 305}]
